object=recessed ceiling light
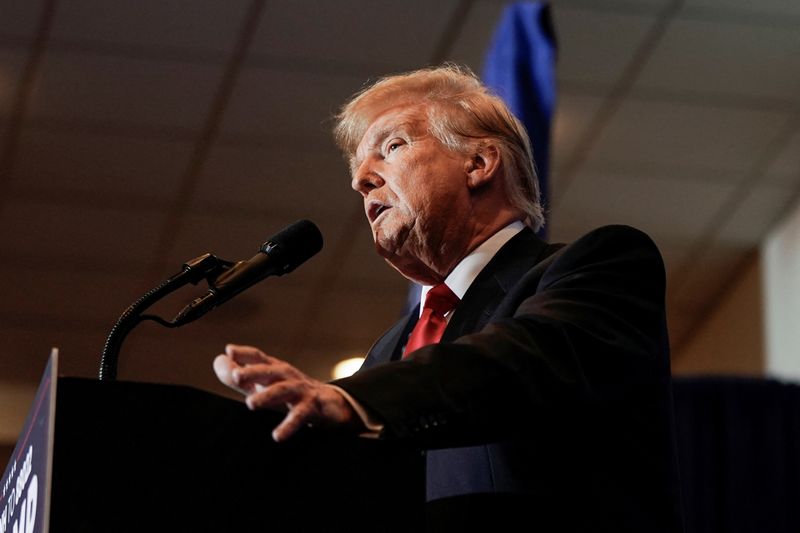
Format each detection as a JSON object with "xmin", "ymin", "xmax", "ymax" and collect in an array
[{"xmin": 331, "ymin": 356, "xmax": 365, "ymax": 380}]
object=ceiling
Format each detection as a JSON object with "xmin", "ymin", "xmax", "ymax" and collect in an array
[{"xmin": 1, "ymin": 0, "xmax": 799, "ymax": 403}]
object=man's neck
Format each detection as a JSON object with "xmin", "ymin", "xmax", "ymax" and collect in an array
[{"xmin": 418, "ymin": 220, "xmax": 525, "ymax": 310}]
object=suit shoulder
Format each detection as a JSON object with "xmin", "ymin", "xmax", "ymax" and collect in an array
[
  {"xmin": 565, "ymin": 224, "xmax": 661, "ymax": 257},
  {"xmin": 542, "ymin": 225, "xmax": 665, "ymax": 284},
  {"xmin": 578, "ymin": 224, "xmax": 656, "ymax": 244}
]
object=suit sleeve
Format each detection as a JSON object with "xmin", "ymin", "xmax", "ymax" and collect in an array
[{"xmin": 333, "ymin": 225, "xmax": 671, "ymax": 448}]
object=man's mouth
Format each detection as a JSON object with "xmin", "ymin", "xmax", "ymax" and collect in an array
[{"xmin": 367, "ymin": 201, "xmax": 391, "ymax": 223}]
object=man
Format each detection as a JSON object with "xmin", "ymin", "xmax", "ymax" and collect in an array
[{"xmin": 214, "ymin": 65, "xmax": 684, "ymax": 531}]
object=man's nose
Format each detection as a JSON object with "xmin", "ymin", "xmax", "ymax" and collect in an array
[{"xmin": 351, "ymin": 162, "xmax": 385, "ymax": 196}]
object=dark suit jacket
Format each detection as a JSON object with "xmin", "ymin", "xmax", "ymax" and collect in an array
[{"xmin": 335, "ymin": 225, "xmax": 685, "ymax": 532}]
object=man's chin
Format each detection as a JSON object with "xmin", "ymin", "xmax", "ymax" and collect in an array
[
  {"xmin": 376, "ymin": 246, "xmax": 441, "ymax": 285},
  {"xmin": 372, "ymin": 229, "xmax": 401, "ymax": 259}
]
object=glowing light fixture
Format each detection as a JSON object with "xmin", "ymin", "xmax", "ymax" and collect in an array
[{"xmin": 331, "ymin": 357, "xmax": 365, "ymax": 379}]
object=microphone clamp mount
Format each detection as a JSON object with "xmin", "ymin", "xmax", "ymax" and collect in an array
[{"xmin": 98, "ymin": 253, "xmax": 232, "ymax": 381}]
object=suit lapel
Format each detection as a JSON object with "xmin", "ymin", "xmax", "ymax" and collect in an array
[
  {"xmin": 442, "ymin": 228, "xmax": 551, "ymax": 342},
  {"xmin": 362, "ymin": 310, "xmax": 419, "ymax": 368},
  {"xmin": 364, "ymin": 227, "xmax": 558, "ymax": 365}
]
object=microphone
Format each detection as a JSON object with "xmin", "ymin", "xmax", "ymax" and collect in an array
[{"xmin": 173, "ymin": 219, "xmax": 323, "ymax": 325}]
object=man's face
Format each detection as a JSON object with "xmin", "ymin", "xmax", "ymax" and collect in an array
[{"xmin": 351, "ymin": 105, "xmax": 474, "ymax": 283}]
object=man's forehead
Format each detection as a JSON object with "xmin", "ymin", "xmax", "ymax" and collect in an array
[
  {"xmin": 360, "ymin": 105, "xmax": 428, "ymax": 146},
  {"xmin": 349, "ymin": 104, "xmax": 429, "ymax": 172}
]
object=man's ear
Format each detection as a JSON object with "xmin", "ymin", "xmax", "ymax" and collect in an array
[{"xmin": 465, "ymin": 143, "xmax": 501, "ymax": 190}]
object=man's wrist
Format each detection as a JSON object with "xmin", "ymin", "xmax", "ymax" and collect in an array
[{"xmin": 329, "ymin": 385, "xmax": 384, "ymax": 437}]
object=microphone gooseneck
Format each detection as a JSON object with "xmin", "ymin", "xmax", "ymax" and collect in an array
[{"xmin": 98, "ymin": 219, "xmax": 323, "ymax": 381}]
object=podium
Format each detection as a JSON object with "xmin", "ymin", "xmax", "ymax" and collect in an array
[{"xmin": 1, "ymin": 356, "xmax": 424, "ymax": 532}]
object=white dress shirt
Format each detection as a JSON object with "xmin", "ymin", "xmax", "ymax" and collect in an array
[
  {"xmin": 419, "ymin": 220, "xmax": 525, "ymax": 318},
  {"xmin": 335, "ymin": 220, "xmax": 526, "ymax": 435}
]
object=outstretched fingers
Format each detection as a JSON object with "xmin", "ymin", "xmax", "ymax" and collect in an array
[
  {"xmin": 271, "ymin": 403, "xmax": 314, "ymax": 442},
  {"xmin": 232, "ymin": 363, "xmax": 286, "ymax": 390},
  {"xmin": 213, "ymin": 354, "xmax": 249, "ymax": 394},
  {"xmin": 246, "ymin": 380, "xmax": 298, "ymax": 411},
  {"xmin": 245, "ymin": 381, "xmax": 313, "ymax": 441},
  {"xmin": 214, "ymin": 344, "xmax": 283, "ymax": 394},
  {"xmin": 212, "ymin": 345, "xmax": 361, "ymax": 442},
  {"xmin": 225, "ymin": 344, "xmax": 273, "ymax": 365}
]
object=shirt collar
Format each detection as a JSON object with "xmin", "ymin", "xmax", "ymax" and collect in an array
[{"xmin": 419, "ymin": 220, "xmax": 526, "ymax": 314}]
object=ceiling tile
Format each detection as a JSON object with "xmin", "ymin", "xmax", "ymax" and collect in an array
[
  {"xmin": 0, "ymin": 382, "xmax": 36, "ymax": 440},
  {"xmin": 0, "ymin": 268, "xmax": 150, "ymax": 325},
  {"xmin": 0, "ymin": 201, "xmax": 164, "ymax": 269},
  {"xmin": 192, "ymin": 143, "xmax": 356, "ymax": 220},
  {"xmin": 250, "ymin": 0, "xmax": 459, "ymax": 70},
  {"xmin": 586, "ymin": 99, "xmax": 788, "ymax": 173},
  {"xmin": 550, "ymin": 92, "xmax": 605, "ymax": 190},
  {"xmin": 334, "ymin": 222, "xmax": 404, "ymax": 284},
  {"xmin": 716, "ymin": 184, "xmax": 798, "ymax": 246},
  {"xmin": 309, "ymin": 211, "xmax": 413, "ymax": 289},
  {"xmin": 552, "ymin": 167, "xmax": 737, "ymax": 243},
  {"xmin": 667, "ymin": 305, "xmax": 702, "ymax": 356},
  {"xmin": 546, "ymin": 218, "xmax": 595, "ymax": 244},
  {"xmin": 0, "ymin": 325, "xmax": 97, "ymax": 383},
  {"xmin": 556, "ymin": 0, "xmax": 673, "ymax": 11},
  {"xmin": 764, "ymin": 127, "xmax": 800, "ymax": 187},
  {"xmin": 219, "ymin": 67, "xmax": 366, "ymax": 141},
  {"xmin": 450, "ymin": 1, "xmax": 671, "ymax": 85},
  {"xmin": 670, "ymin": 245, "xmax": 750, "ymax": 308},
  {"xmin": 0, "ymin": 0, "xmax": 44, "ymax": 41},
  {"xmin": 446, "ymin": 0, "xmax": 506, "ymax": 72},
  {"xmin": 551, "ymin": 5, "xmax": 655, "ymax": 88},
  {"xmin": 0, "ymin": 48, "xmax": 24, "ymax": 118},
  {"xmin": 119, "ymin": 328, "xmax": 258, "ymax": 391},
  {"xmin": 568, "ymin": 158, "xmax": 750, "ymax": 188},
  {"xmin": 29, "ymin": 51, "xmax": 223, "ymax": 129},
  {"xmin": 10, "ymin": 127, "xmax": 193, "ymax": 198},
  {"xmin": 685, "ymin": 0, "xmax": 800, "ymax": 17},
  {"xmin": 635, "ymin": 18, "xmax": 800, "ymax": 103},
  {"xmin": 657, "ymin": 243, "xmax": 693, "ymax": 285},
  {"xmin": 307, "ymin": 285, "xmax": 408, "ymax": 351},
  {"xmin": 50, "ymin": 0, "xmax": 251, "ymax": 52}
]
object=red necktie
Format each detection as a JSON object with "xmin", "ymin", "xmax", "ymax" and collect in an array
[{"xmin": 403, "ymin": 283, "xmax": 460, "ymax": 357}]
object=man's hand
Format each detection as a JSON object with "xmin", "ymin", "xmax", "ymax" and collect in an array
[{"xmin": 213, "ymin": 344, "xmax": 362, "ymax": 442}]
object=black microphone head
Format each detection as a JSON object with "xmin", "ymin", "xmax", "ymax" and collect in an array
[{"xmin": 261, "ymin": 219, "xmax": 323, "ymax": 274}]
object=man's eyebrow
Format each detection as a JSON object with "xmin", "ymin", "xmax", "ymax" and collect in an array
[
  {"xmin": 350, "ymin": 121, "xmax": 416, "ymax": 172},
  {"xmin": 369, "ymin": 121, "xmax": 414, "ymax": 148},
  {"xmin": 366, "ymin": 125, "xmax": 394, "ymax": 149}
]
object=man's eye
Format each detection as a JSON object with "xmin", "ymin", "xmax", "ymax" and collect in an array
[{"xmin": 387, "ymin": 140, "xmax": 403, "ymax": 153}]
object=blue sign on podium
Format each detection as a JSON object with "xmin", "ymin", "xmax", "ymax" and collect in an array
[{"xmin": 0, "ymin": 352, "xmax": 57, "ymax": 533}]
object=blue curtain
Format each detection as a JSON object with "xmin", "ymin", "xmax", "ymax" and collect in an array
[{"xmin": 482, "ymin": 1, "xmax": 557, "ymax": 239}]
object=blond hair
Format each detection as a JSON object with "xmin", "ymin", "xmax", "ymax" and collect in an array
[{"xmin": 333, "ymin": 64, "xmax": 544, "ymax": 231}]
